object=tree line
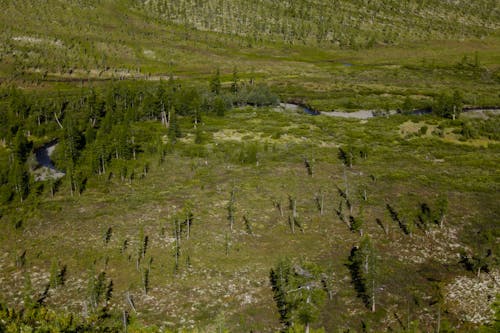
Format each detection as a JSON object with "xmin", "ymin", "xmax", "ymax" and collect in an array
[{"xmin": 0, "ymin": 71, "xmax": 278, "ymax": 203}]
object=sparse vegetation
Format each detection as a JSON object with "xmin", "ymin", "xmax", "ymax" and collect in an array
[{"xmin": 0, "ymin": 0, "xmax": 499, "ymax": 331}]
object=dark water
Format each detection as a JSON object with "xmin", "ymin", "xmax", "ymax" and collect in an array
[
  {"xmin": 303, "ymin": 107, "xmax": 321, "ymax": 116},
  {"xmin": 36, "ymin": 146, "xmax": 55, "ymax": 169}
]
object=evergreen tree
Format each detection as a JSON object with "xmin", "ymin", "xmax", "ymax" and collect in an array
[
  {"xmin": 230, "ymin": 66, "xmax": 239, "ymax": 93},
  {"xmin": 155, "ymin": 82, "xmax": 167, "ymax": 123},
  {"xmin": 210, "ymin": 68, "xmax": 221, "ymax": 95},
  {"xmin": 338, "ymin": 145, "xmax": 355, "ymax": 168},
  {"xmin": 9, "ymin": 161, "xmax": 30, "ymax": 202},
  {"xmin": 167, "ymin": 107, "xmax": 181, "ymax": 143},
  {"xmin": 270, "ymin": 259, "xmax": 326, "ymax": 331},
  {"xmin": 12, "ymin": 130, "xmax": 31, "ymax": 164},
  {"xmin": 214, "ymin": 95, "xmax": 226, "ymax": 117},
  {"xmin": 347, "ymin": 235, "xmax": 377, "ymax": 311}
]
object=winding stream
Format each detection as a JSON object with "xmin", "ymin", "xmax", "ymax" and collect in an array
[{"xmin": 279, "ymin": 103, "xmax": 500, "ymax": 120}]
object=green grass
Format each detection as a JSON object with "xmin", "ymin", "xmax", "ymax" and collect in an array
[
  {"xmin": 0, "ymin": 1, "xmax": 499, "ymax": 110},
  {"xmin": 0, "ymin": 0, "xmax": 499, "ymax": 331},
  {"xmin": 1, "ymin": 106, "xmax": 498, "ymax": 331}
]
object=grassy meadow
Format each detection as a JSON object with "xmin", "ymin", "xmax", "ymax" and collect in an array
[
  {"xmin": 1, "ymin": 104, "xmax": 499, "ymax": 331},
  {"xmin": 0, "ymin": 0, "xmax": 499, "ymax": 332},
  {"xmin": 0, "ymin": 0, "xmax": 499, "ymax": 110}
]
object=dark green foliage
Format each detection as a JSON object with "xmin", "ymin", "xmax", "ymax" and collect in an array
[
  {"xmin": 416, "ymin": 202, "xmax": 432, "ymax": 232},
  {"xmin": 237, "ymin": 83, "xmax": 279, "ymax": 107},
  {"xmin": 386, "ymin": 204, "xmax": 411, "ymax": 236},
  {"xmin": 0, "ymin": 77, "xmax": 260, "ymax": 202},
  {"xmin": 432, "ymin": 90, "xmax": 463, "ymax": 118},
  {"xmin": 401, "ymin": 96, "xmax": 415, "ymax": 114},
  {"xmin": 375, "ymin": 218, "xmax": 388, "ymax": 235},
  {"xmin": 105, "ymin": 280, "xmax": 113, "ymax": 304},
  {"xmin": 105, "ymin": 227, "xmax": 113, "ymax": 244},
  {"xmin": 304, "ymin": 158, "xmax": 313, "ymax": 176},
  {"xmin": 213, "ymin": 95, "xmax": 227, "ymax": 117},
  {"xmin": 13, "ymin": 130, "xmax": 32, "ymax": 163},
  {"xmin": 288, "ymin": 216, "xmax": 303, "ymax": 233},
  {"xmin": 121, "ymin": 238, "xmax": 128, "ymax": 254},
  {"xmin": 143, "ymin": 267, "xmax": 150, "ymax": 294},
  {"xmin": 346, "ymin": 236, "xmax": 377, "ymax": 310},
  {"xmin": 460, "ymin": 229, "xmax": 497, "ymax": 277},
  {"xmin": 142, "ymin": 235, "xmax": 149, "ymax": 259},
  {"xmin": 227, "ymin": 188, "xmax": 236, "ymax": 230},
  {"xmin": 338, "ymin": 146, "xmax": 355, "ymax": 167},
  {"xmin": 231, "ymin": 67, "xmax": 239, "ymax": 94},
  {"xmin": 9, "ymin": 161, "xmax": 30, "ymax": 202},
  {"xmin": 459, "ymin": 250, "xmax": 492, "ymax": 277},
  {"xmin": 167, "ymin": 108, "xmax": 182, "ymax": 143},
  {"xmin": 88, "ymin": 271, "xmax": 108, "ymax": 310},
  {"xmin": 243, "ymin": 215, "xmax": 253, "ymax": 235},
  {"xmin": 176, "ymin": 88, "xmax": 202, "ymax": 117},
  {"xmin": 419, "ymin": 126, "xmax": 428, "ymax": 135},
  {"xmin": 173, "ymin": 219, "xmax": 182, "ymax": 271},
  {"xmin": 57, "ymin": 111, "xmax": 84, "ymax": 167},
  {"xmin": 210, "ymin": 68, "xmax": 221, "ymax": 95}
]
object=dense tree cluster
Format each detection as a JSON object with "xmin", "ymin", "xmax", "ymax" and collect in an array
[{"xmin": 0, "ymin": 75, "xmax": 278, "ymax": 202}]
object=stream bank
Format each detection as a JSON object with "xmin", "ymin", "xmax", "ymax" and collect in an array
[{"xmin": 34, "ymin": 140, "xmax": 65, "ymax": 181}]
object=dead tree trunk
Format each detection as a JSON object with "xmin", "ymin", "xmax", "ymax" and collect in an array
[{"xmin": 371, "ymin": 279, "xmax": 376, "ymax": 312}]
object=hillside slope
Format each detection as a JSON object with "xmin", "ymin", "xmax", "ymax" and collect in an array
[
  {"xmin": 1, "ymin": 1, "xmax": 500, "ymax": 112},
  {"xmin": 0, "ymin": 1, "xmax": 499, "ymax": 332},
  {"xmin": 141, "ymin": 0, "xmax": 500, "ymax": 46}
]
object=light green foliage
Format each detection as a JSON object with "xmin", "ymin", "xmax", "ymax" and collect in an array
[
  {"xmin": 142, "ymin": 0, "xmax": 498, "ymax": 47},
  {"xmin": 270, "ymin": 259, "xmax": 327, "ymax": 330}
]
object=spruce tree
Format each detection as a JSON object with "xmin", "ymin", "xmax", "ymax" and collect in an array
[{"xmin": 210, "ymin": 68, "xmax": 221, "ymax": 95}]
